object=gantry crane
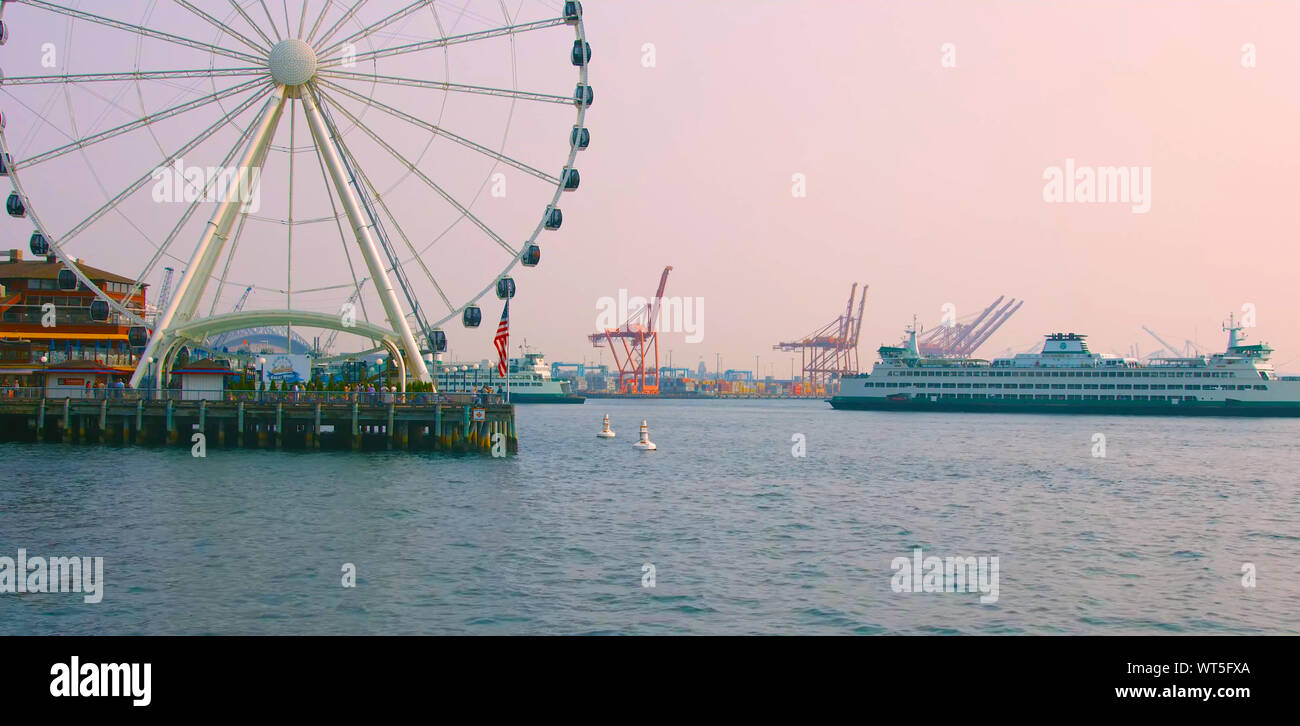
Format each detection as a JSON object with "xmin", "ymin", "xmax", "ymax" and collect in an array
[
  {"xmin": 915, "ymin": 296, "xmax": 1022, "ymax": 357},
  {"xmin": 588, "ymin": 266, "xmax": 672, "ymax": 394},
  {"xmin": 774, "ymin": 282, "xmax": 868, "ymax": 388}
]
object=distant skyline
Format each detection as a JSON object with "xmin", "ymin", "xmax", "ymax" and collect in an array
[{"xmin": 4, "ymin": 1, "xmax": 1299, "ymax": 373}]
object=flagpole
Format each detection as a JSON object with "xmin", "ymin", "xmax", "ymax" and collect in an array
[{"xmin": 505, "ymin": 301, "xmax": 510, "ymax": 404}]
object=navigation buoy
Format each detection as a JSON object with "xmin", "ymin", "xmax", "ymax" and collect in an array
[
  {"xmin": 633, "ymin": 420, "xmax": 656, "ymax": 451},
  {"xmin": 597, "ymin": 414, "xmax": 616, "ymax": 438}
]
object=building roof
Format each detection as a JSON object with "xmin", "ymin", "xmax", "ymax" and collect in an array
[
  {"xmin": 174, "ymin": 359, "xmax": 233, "ymax": 374},
  {"xmin": 0, "ymin": 258, "xmax": 142, "ymax": 286},
  {"xmin": 40, "ymin": 359, "xmax": 123, "ymax": 375}
]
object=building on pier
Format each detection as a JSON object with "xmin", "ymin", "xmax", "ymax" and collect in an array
[{"xmin": 0, "ymin": 249, "xmax": 147, "ymax": 385}]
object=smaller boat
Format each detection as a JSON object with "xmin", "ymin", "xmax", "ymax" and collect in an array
[
  {"xmin": 632, "ymin": 420, "xmax": 656, "ymax": 451},
  {"xmin": 596, "ymin": 414, "xmax": 616, "ymax": 438}
]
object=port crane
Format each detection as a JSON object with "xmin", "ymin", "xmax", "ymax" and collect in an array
[
  {"xmin": 588, "ymin": 266, "xmax": 672, "ymax": 394},
  {"xmin": 774, "ymin": 282, "xmax": 868, "ymax": 388},
  {"xmin": 150, "ymin": 267, "xmax": 175, "ymax": 327},
  {"xmin": 1142, "ymin": 325, "xmax": 1182, "ymax": 359},
  {"xmin": 916, "ymin": 296, "xmax": 1022, "ymax": 357}
]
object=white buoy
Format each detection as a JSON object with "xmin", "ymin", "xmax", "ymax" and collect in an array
[
  {"xmin": 632, "ymin": 419, "xmax": 656, "ymax": 451},
  {"xmin": 597, "ymin": 414, "xmax": 616, "ymax": 438}
]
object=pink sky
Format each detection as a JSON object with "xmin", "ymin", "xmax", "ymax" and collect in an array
[
  {"xmin": 3, "ymin": 0, "xmax": 1299, "ymax": 375},
  {"xmin": 536, "ymin": 0, "xmax": 1300, "ymax": 373}
]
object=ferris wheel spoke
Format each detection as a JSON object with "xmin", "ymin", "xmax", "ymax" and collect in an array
[
  {"xmin": 296, "ymin": 1, "xmax": 310, "ymax": 39},
  {"xmin": 0, "ymin": 68, "xmax": 266, "ymax": 86},
  {"xmin": 316, "ymin": 0, "xmax": 434, "ymax": 59},
  {"xmin": 12, "ymin": 0, "xmax": 266, "ymax": 65},
  {"xmin": 122, "ymin": 95, "xmax": 269, "ymax": 307},
  {"xmin": 321, "ymin": 89, "xmax": 519, "ymax": 259},
  {"xmin": 318, "ymin": 69, "xmax": 571, "ymax": 106},
  {"xmin": 320, "ymin": 79, "xmax": 559, "ymax": 185},
  {"xmin": 53, "ymin": 84, "xmax": 271, "ymax": 248},
  {"xmin": 206, "ymin": 210, "xmax": 253, "ymax": 316},
  {"xmin": 172, "ymin": 0, "xmax": 268, "ymax": 57},
  {"xmin": 312, "ymin": 0, "xmax": 366, "ymax": 48},
  {"xmin": 336, "ymin": 131, "xmax": 454, "ymax": 314},
  {"xmin": 227, "ymin": 0, "xmax": 276, "ymax": 48},
  {"xmin": 256, "ymin": 0, "xmax": 283, "ymax": 42},
  {"xmin": 304, "ymin": 0, "xmax": 332, "ymax": 45},
  {"xmin": 306, "ymin": 134, "xmax": 375, "ymax": 327},
  {"xmin": 317, "ymin": 16, "xmax": 568, "ymax": 67},
  {"xmin": 16, "ymin": 77, "xmax": 268, "ymax": 168}
]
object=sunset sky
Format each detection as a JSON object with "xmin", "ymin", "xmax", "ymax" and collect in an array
[
  {"xmin": 4, "ymin": 0, "xmax": 1299, "ymax": 374},
  {"xmin": 535, "ymin": 0, "xmax": 1300, "ymax": 374}
]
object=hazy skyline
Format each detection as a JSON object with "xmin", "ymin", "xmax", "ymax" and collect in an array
[{"xmin": 4, "ymin": 0, "xmax": 1300, "ymax": 374}]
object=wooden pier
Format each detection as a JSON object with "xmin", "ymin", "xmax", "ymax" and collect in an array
[{"xmin": 0, "ymin": 391, "xmax": 517, "ymax": 454}]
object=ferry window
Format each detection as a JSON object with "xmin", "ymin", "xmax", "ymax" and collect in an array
[
  {"xmin": 1133, "ymin": 384, "xmax": 1148, "ymax": 390},
  {"xmin": 1116, "ymin": 384, "xmax": 1132, "ymax": 390},
  {"xmin": 1238, "ymin": 385, "xmax": 1251, "ymax": 391},
  {"xmin": 1083, "ymin": 384, "xmax": 1098, "ymax": 389},
  {"xmin": 1068, "ymin": 384, "xmax": 1082, "ymax": 389},
  {"xmin": 1051, "ymin": 384, "xmax": 1065, "ymax": 389},
  {"xmin": 1254, "ymin": 385, "xmax": 1267, "ymax": 391},
  {"xmin": 1150, "ymin": 385, "xmax": 1165, "ymax": 390},
  {"xmin": 1100, "ymin": 384, "xmax": 1115, "ymax": 389},
  {"xmin": 957, "ymin": 383, "xmax": 970, "ymax": 388},
  {"xmin": 1166, "ymin": 384, "xmax": 1181, "ymax": 390},
  {"xmin": 1185, "ymin": 385, "xmax": 1200, "ymax": 390}
]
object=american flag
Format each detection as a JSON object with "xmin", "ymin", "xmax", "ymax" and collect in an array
[{"xmin": 494, "ymin": 301, "xmax": 510, "ymax": 377}]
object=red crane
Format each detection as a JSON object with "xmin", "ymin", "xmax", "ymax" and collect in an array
[
  {"xmin": 589, "ymin": 266, "xmax": 673, "ymax": 394},
  {"xmin": 774, "ymin": 282, "xmax": 868, "ymax": 390}
]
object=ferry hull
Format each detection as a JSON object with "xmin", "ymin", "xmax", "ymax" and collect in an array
[
  {"xmin": 828, "ymin": 396, "xmax": 1300, "ymax": 417},
  {"xmin": 508, "ymin": 393, "xmax": 586, "ymax": 404}
]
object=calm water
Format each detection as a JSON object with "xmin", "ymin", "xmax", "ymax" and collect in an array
[{"xmin": 2, "ymin": 399, "xmax": 1297, "ymax": 635}]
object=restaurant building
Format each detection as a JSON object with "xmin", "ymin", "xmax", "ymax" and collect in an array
[{"xmin": 0, "ymin": 249, "xmax": 147, "ymax": 386}]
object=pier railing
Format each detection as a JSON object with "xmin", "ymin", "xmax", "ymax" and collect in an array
[{"xmin": 0, "ymin": 387, "xmax": 501, "ymax": 407}]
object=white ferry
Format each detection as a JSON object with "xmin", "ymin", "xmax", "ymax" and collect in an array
[
  {"xmin": 830, "ymin": 315, "xmax": 1300, "ymax": 416},
  {"xmin": 434, "ymin": 345, "xmax": 584, "ymax": 404}
]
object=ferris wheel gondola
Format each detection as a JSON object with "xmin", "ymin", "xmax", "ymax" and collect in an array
[{"xmin": 0, "ymin": 0, "xmax": 591, "ymax": 388}]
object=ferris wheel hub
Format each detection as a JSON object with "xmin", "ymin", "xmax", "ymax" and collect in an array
[{"xmin": 268, "ymin": 38, "xmax": 318, "ymax": 86}]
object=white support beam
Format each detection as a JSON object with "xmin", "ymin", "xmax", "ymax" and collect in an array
[{"xmin": 298, "ymin": 84, "xmax": 431, "ymax": 382}]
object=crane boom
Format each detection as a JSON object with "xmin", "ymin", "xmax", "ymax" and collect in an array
[
  {"xmin": 152, "ymin": 266, "xmax": 175, "ymax": 326},
  {"xmin": 1142, "ymin": 326, "xmax": 1184, "ymax": 359},
  {"xmin": 645, "ymin": 266, "xmax": 673, "ymax": 334}
]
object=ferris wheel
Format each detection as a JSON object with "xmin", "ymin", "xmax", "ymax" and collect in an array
[{"xmin": 0, "ymin": 0, "xmax": 591, "ymax": 387}]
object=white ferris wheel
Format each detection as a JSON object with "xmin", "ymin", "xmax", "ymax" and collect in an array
[{"xmin": 0, "ymin": 0, "xmax": 591, "ymax": 387}]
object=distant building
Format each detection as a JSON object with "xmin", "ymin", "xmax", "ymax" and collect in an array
[
  {"xmin": 697, "ymin": 361, "xmax": 707, "ymax": 378},
  {"xmin": 0, "ymin": 249, "xmax": 147, "ymax": 385}
]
